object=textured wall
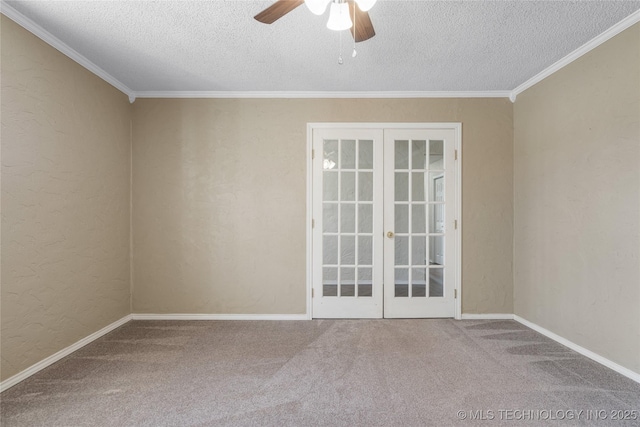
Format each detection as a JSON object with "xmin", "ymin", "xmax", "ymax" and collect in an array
[
  {"xmin": 1, "ymin": 17, "xmax": 132, "ymax": 381},
  {"xmin": 132, "ymin": 98, "xmax": 513, "ymax": 315},
  {"xmin": 514, "ymin": 24, "xmax": 640, "ymax": 374}
]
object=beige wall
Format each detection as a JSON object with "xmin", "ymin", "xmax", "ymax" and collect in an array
[
  {"xmin": 132, "ymin": 98, "xmax": 513, "ymax": 315},
  {"xmin": 3, "ymin": 2, "xmax": 638, "ymax": 385},
  {"xmin": 1, "ymin": 17, "xmax": 132, "ymax": 381},
  {"xmin": 514, "ymin": 24, "xmax": 640, "ymax": 373}
]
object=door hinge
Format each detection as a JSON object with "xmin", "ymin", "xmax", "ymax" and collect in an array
[
  {"xmin": 312, "ymin": 219, "xmax": 315, "ymax": 228},
  {"xmin": 454, "ymin": 289, "xmax": 458, "ymax": 299},
  {"xmin": 454, "ymin": 219, "xmax": 458, "ymax": 229},
  {"xmin": 312, "ymin": 149, "xmax": 315, "ymax": 159},
  {"xmin": 312, "ymin": 288, "xmax": 314, "ymax": 298},
  {"xmin": 454, "ymin": 149, "xmax": 458, "ymax": 160}
]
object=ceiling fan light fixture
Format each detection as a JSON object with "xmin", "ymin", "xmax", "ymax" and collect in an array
[
  {"xmin": 326, "ymin": 2, "xmax": 352, "ymax": 31},
  {"xmin": 354, "ymin": 0, "xmax": 377, "ymax": 12},
  {"xmin": 305, "ymin": 0, "xmax": 330, "ymax": 16}
]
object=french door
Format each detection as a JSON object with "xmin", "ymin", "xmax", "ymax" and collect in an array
[{"xmin": 311, "ymin": 125, "xmax": 459, "ymax": 319}]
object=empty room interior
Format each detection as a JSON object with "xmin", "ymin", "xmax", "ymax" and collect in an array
[{"xmin": 1, "ymin": 0, "xmax": 639, "ymax": 425}]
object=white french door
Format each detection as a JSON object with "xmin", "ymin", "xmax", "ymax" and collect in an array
[
  {"xmin": 311, "ymin": 128, "xmax": 384, "ymax": 318},
  {"xmin": 382, "ymin": 129, "xmax": 457, "ymax": 318},
  {"xmin": 311, "ymin": 125, "xmax": 460, "ymax": 319}
]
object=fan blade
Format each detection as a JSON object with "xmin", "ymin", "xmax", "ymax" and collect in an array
[
  {"xmin": 254, "ymin": 0, "xmax": 305, "ymax": 24},
  {"xmin": 348, "ymin": 1, "xmax": 376, "ymax": 42}
]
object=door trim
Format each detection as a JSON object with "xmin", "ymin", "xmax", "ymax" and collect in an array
[{"xmin": 306, "ymin": 123, "xmax": 462, "ymax": 320}]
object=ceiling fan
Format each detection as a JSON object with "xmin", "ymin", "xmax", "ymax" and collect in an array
[{"xmin": 254, "ymin": 0, "xmax": 376, "ymax": 43}]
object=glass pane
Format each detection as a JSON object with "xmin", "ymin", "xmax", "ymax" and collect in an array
[
  {"xmin": 359, "ymin": 140, "xmax": 373, "ymax": 169},
  {"xmin": 358, "ymin": 268, "xmax": 372, "ymax": 296},
  {"xmin": 323, "ymin": 268, "xmax": 337, "ymax": 297},
  {"xmin": 323, "ymin": 140, "xmax": 339, "ymax": 169},
  {"xmin": 358, "ymin": 267, "xmax": 372, "ymax": 283},
  {"xmin": 323, "ymin": 236, "xmax": 338, "ymax": 264},
  {"xmin": 429, "ymin": 140, "xmax": 444, "ymax": 168},
  {"xmin": 429, "ymin": 236, "xmax": 444, "ymax": 265},
  {"xmin": 358, "ymin": 284, "xmax": 372, "ymax": 297},
  {"xmin": 323, "ymin": 172, "xmax": 338, "ymax": 201},
  {"xmin": 412, "ymin": 236, "xmax": 427, "ymax": 266},
  {"xmin": 341, "ymin": 267, "xmax": 355, "ymax": 283},
  {"xmin": 412, "ymin": 284, "xmax": 427, "ymax": 297},
  {"xmin": 323, "ymin": 267, "xmax": 337, "ymax": 283},
  {"xmin": 341, "ymin": 236, "xmax": 355, "ymax": 265},
  {"xmin": 342, "ymin": 139, "xmax": 356, "ymax": 169},
  {"xmin": 395, "ymin": 285, "xmax": 408, "ymax": 297},
  {"xmin": 412, "ymin": 140, "xmax": 426, "ymax": 169},
  {"xmin": 395, "ymin": 172, "xmax": 409, "ymax": 201},
  {"xmin": 323, "ymin": 285, "xmax": 338, "ymax": 296},
  {"xmin": 430, "ymin": 203, "xmax": 445, "ymax": 233},
  {"xmin": 412, "ymin": 204, "xmax": 426, "ymax": 233},
  {"xmin": 395, "ymin": 236, "xmax": 409, "ymax": 265},
  {"xmin": 341, "ymin": 203, "xmax": 355, "ymax": 233},
  {"xmin": 412, "ymin": 267, "xmax": 426, "ymax": 284},
  {"xmin": 323, "ymin": 203, "xmax": 338, "ymax": 233},
  {"xmin": 358, "ymin": 172, "xmax": 373, "ymax": 201},
  {"xmin": 341, "ymin": 171, "xmax": 355, "ymax": 201},
  {"xmin": 412, "ymin": 172, "xmax": 426, "ymax": 202},
  {"xmin": 358, "ymin": 204, "xmax": 373, "ymax": 233},
  {"xmin": 395, "ymin": 268, "xmax": 408, "ymax": 282},
  {"xmin": 413, "ymin": 267, "xmax": 426, "ymax": 297},
  {"xmin": 358, "ymin": 172, "xmax": 373, "ymax": 202},
  {"xmin": 341, "ymin": 284, "xmax": 355, "ymax": 297},
  {"xmin": 395, "ymin": 140, "xmax": 409, "ymax": 169},
  {"xmin": 429, "ymin": 173, "xmax": 444, "ymax": 202},
  {"xmin": 429, "ymin": 268, "xmax": 444, "ymax": 297},
  {"xmin": 395, "ymin": 204, "xmax": 409, "ymax": 233},
  {"xmin": 341, "ymin": 267, "xmax": 355, "ymax": 297},
  {"xmin": 395, "ymin": 268, "xmax": 408, "ymax": 297},
  {"xmin": 358, "ymin": 236, "xmax": 372, "ymax": 265}
]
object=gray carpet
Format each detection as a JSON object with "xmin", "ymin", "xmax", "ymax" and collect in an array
[{"xmin": 1, "ymin": 320, "xmax": 639, "ymax": 426}]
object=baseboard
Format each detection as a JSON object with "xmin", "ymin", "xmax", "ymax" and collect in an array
[
  {"xmin": 513, "ymin": 315, "xmax": 640, "ymax": 384},
  {"xmin": 5, "ymin": 312, "xmax": 635, "ymax": 392},
  {"xmin": 0, "ymin": 312, "xmax": 306, "ymax": 392},
  {"xmin": 460, "ymin": 313, "xmax": 515, "ymax": 320},
  {"xmin": 0, "ymin": 314, "xmax": 132, "ymax": 393},
  {"xmin": 131, "ymin": 313, "xmax": 310, "ymax": 321}
]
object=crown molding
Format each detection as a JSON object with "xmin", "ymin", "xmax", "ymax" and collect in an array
[
  {"xmin": 1, "ymin": 1, "xmax": 136, "ymax": 103},
  {"xmin": 132, "ymin": 90, "xmax": 512, "ymax": 100},
  {"xmin": 510, "ymin": 9, "xmax": 640, "ymax": 102},
  {"xmin": 3, "ymin": 0, "xmax": 638, "ymax": 104}
]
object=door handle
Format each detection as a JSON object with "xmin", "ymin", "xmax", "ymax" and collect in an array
[{"xmin": 387, "ymin": 231, "xmax": 394, "ymax": 238}]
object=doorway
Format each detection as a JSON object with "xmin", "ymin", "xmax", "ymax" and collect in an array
[{"xmin": 308, "ymin": 124, "xmax": 461, "ymax": 319}]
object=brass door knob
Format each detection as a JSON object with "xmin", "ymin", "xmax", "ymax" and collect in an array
[{"xmin": 387, "ymin": 231, "xmax": 394, "ymax": 238}]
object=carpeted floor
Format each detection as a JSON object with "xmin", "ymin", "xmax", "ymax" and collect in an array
[{"xmin": 1, "ymin": 319, "xmax": 639, "ymax": 426}]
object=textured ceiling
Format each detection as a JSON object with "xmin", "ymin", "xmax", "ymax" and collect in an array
[{"xmin": 4, "ymin": 0, "xmax": 640, "ymax": 93}]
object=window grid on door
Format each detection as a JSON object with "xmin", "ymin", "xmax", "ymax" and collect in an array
[
  {"xmin": 322, "ymin": 138, "xmax": 374, "ymax": 298},
  {"xmin": 394, "ymin": 139, "xmax": 446, "ymax": 298}
]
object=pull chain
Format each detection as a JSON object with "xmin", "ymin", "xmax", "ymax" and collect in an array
[
  {"xmin": 338, "ymin": 30, "xmax": 344, "ymax": 64},
  {"xmin": 352, "ymin": 0, "xmax": 357, "ymax": 57}
]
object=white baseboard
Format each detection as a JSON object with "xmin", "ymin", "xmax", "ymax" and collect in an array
[
  {"xmin": 131, "ymin": 313, "xmax": 310, "ymax": 321},
  {"xmin": 0, "ymin": 312, "xmax": 308, "ymax": 392},
  {"xmin": 0, "ymin": 314, "xmax": 132, "ymax": 393},
  {"xmin": 460, "ymin": 313, "xmax": 515, "ymax": 320},
  {"xmin": 513, "ymin": 315, "xmax": 640, "ymax": 384},
  {"xmin": 4, "ymin": 312, "xmax": 636, "ymax": 392}
]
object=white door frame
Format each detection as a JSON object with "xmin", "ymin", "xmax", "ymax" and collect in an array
[{"xmin": 306, "ymin": 123, "xmax": 462, "ymax": 320}]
